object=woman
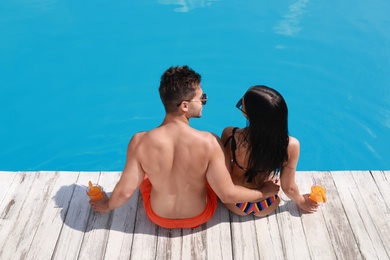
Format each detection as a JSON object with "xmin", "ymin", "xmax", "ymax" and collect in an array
[{"xmin": 221, "ymin": 85, "xmax": 318, "ymax": 217}]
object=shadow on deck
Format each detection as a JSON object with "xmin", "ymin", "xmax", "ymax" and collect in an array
[{"xmin": 0, "ymin": 171, "xmax": 389, "ymax": 259}]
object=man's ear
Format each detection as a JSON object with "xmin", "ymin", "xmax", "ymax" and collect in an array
[{"xmin": 179, "ymin": 101, "xmax": 189, "ymax": 112}]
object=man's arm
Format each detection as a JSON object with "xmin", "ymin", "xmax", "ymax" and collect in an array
[
  {"xmin": 206, "ymin": 135, "xmax": 279, "ymax": 203},
  {"xmin": 90, "ymin": 134, "xmax": 145, "ymax": 213}
]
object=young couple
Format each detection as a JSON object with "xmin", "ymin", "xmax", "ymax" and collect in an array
[{"xmin": 91, "ymin": 65, "xmax": 319, "ymax": 229}]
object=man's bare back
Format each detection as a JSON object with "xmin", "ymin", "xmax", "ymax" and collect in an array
[{"xmin": 135, "ymin": 121, "xmax": 218, "ymax": 218}]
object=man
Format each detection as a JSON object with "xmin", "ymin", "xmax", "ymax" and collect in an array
[{"xmin": 91, "ymin": 65, "xmax": 280, "ymax": 228}]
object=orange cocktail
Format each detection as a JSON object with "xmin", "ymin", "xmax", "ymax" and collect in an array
[
  {"xmin": 86, "ymin": 181, "xmax": 103, "ymax": 201},
  {"xmin": 309, "ymin": 185, "xmax": 326, "ymax": 203}
]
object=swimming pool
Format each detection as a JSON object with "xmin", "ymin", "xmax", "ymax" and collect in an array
[{"xmin": 1, "ymin": 0, "xmax": 389, "ymax": 171}]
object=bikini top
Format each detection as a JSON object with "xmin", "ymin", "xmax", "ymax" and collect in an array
[
  {"xmin": 224, "ymin": 127, "xmax": 247, "ymax": 171},
  {"xmin": 224, "ymin": 127, "xmax": 280, "ymax": 183}
]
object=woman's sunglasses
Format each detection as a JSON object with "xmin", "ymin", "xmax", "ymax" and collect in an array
[{"xmin": 236, "ymin": 98, "xmax": 247, "ymax": 114}]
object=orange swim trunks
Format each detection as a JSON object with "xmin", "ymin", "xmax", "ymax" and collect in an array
[{"xmin": 139, "ymin": 177, "xmax": 217, "ymax": 229}]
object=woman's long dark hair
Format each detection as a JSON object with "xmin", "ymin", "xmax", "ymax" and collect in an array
[{"xmin": 240, "ymin": 85, "xmax": 289, "ymax": 185}]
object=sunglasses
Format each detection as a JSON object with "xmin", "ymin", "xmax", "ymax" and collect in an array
[
  {"xmin": 236, "ymin": 98, "xmax": 247, "ymax": 114},
  {"xmin": 177, "ymin": 93, "xmax": 208, "ymax": 106}
]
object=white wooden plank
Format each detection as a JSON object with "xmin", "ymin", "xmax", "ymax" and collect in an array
[
  {"xmin": 0, "ymin": 172, "xmax": 35, "ymax": 256},
  {"xmin": 76, "ymin": 172, "xmax": 116, "ymax": 260},
  {"xmin": 332, "ymin": 171, "xmax": 387, "ymax": 259},
  {"xmin": 181, "ymin": 227, "xmax": 207, "ymax": 259},
  {"xmin": 314, "ymin": 171, "xmax": 362, "ymax": 259},
  {"xmin": 0, "ymin": 171, "xmax": 17, "ymax": 206},
  {"xmin": 0, "ymin": 171, "xmax": 59, "ymax": 259},
  {"xmin": 154, "ymin": 202, "xmax": 231, "ymax": 260},
  {"xmin": 78, "ymin": 208, "xmax": 113, "ymax": 259},
  {"xmin": 299, "ymin": 171, "xmax": 337, "ymax": 260},
  {"xmin": 254, "ymin": 208, "xmax": 284, "ymax": 260},
  {"xmin": 371, "ymin": 171, "xmax": 390, "ymax": 210},
  {"xmin": 129, "ymin": 193, "xmax": 158, "ymax": 259},
  {"xmin": 254, "ymin": 170, "xmax": 318, "ymax": 260},
  {"xmin": 205, "ymin": 202, "xmax": 233, "ymax": 260},
  {"xmin": 230, "ymin": 213, "xmax": 260, "ymax": 259},
  {"xmin": 154, "ymin": 221, "xmax": 210, "ymax": 259},
  {"xmin": 0, "ymin": 170, "xmax": 18, "ymax": 253},
  {"xmin": 25, "ymin": 171, "xmax": 80, "ymax": 260},
  {"xmin": 159, "ymin": 227, "xmax": 205, "ymax": 260},
  {"xmin": 77, "ymin": 171, "xmax": 119, "ymax": 257},
  {"xmin": 276, "ymin": 172, "xmax": 311, "ymax": 260},
  {"xmin": 155, "ymin": 228, "xmax": 183, "ymax": 259},
  {"xmin": 52, "ymin": 171, "xmax": 100, "ymax": 260},
  {"xmin": 352, "ymin": 170, "xmax": 390, "ymax": 257},
  {"xmin": 99, "ymin": 171, "xmax": 139, "ymax": 260}
]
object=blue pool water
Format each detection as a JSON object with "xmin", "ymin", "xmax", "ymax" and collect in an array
[{"xmin": 1, "ymin": 0, "xmax": 389, "ymax": 171}]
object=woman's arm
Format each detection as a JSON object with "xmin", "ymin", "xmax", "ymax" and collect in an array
[{"xmin": 280, "ymin": 137, "xmax": 319, "ymax": 213}]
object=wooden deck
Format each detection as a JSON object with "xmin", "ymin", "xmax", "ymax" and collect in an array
[{"xmin": 0, "ymin": 171, "xmax": 389, "ymax": 260}]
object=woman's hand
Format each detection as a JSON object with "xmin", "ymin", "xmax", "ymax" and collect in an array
[{"xmin": 296, "ymin": 194, "xmax": 320, "ymax": 213}]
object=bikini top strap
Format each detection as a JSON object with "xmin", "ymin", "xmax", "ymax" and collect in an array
[
  {"xmin": 223, "ymin": 136, "xmax": 232, "ymax": 148},
  {"xmin": 223, "ymin": 127, "xmax": 239, "ymax": 148},
  {"xmin": 231, "ymin": 128, "xmax": 246, "ymax": 170},
  {"xmin": 231, "ymin": 127, "xmax": 238, "ymax": 151}
]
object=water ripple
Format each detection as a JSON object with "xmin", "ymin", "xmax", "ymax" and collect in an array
[
  {"xmin": 158, "ymin": 0, "xmax": 217, "ymax": 12},
  {"xmin": 274, "ymin": 0, "xmax": 310, "ymax": 36}
]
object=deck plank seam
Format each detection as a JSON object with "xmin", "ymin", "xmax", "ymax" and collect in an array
[{"xmin": 52, "ymin": 181, "xmax": 78, "ymax": 259}]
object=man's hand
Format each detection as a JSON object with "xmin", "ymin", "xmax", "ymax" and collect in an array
[
  {"xmin": 89, "ymin": 192, "xmax": 111, "ymax": 213},
  {"xmin": 296, "ymin": 194, "xmax": 320, "ymax": 213},
  {"xmin": 261, "ymin": 180, "xmax": 280, "ymax": 197}
]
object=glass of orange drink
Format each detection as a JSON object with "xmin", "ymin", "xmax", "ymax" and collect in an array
[
  {"xmin": 309, "ymin": 185, "xmax": 326, "ymax": 203},
  {"xmin": 86, "ymin": 181, "xmax": 103, "ymax": 201}
]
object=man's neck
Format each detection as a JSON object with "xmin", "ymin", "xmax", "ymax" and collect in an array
[{"xmin": 160, "ymin": 113, "xmax": 190, "ymax": 126}]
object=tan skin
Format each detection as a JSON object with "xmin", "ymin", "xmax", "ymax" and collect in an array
[
  {"xmin": 221, "ymin": 98, "xmax": 319, "ymax": 217},
  {"xmin": 90, "ymin": 87, "xmax": 280, "ymax": 219}
]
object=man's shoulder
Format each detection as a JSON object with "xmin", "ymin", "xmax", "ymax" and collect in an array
[
  {"xmin": 193, "ymin": 129, "xmax": 219, "ymax": 141},
  {"xmin": 192, "ymin": 129, "xmax": 225, "ymax": 151},
  {"xmin": 132, "ymin": 131, "xmax": 147, "ymax": 140},
  {"xmin": 128, "ymin": 131, "xmax": 148, "ymax": 147}
]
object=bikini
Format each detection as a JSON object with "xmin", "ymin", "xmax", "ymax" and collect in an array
[{"xmin": 224, "ymin": 127, "xmax": 279, "ymax": 214}]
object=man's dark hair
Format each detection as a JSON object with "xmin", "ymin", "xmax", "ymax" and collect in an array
[{"xmin": 159, "ymin": 65, "xmax": 201, "ymax": 113}]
